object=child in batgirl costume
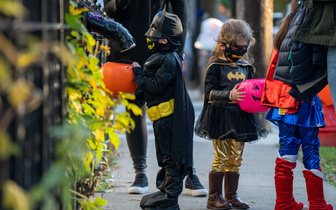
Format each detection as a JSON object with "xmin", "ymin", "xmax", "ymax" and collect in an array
[
  {"xmin": 131, "ymin": 8, "xmax": 195, "ymax": 210},
  {"xmin": 194, "ymin": 19, "xmax": 268, "ymax": 210}
]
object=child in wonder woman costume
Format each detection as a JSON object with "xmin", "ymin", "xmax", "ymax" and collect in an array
[{"xmin": 261, "ymin": 0, "xmax": 334, "ymax": 209}]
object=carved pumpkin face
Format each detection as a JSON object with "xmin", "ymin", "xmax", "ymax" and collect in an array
[
  {"xmin": 101, "ymin": 62, "xmax": 137, "ymax": 98},
  {"xmin": 237, "ymin": 79, "xmax": 269, "ymax": 113}
]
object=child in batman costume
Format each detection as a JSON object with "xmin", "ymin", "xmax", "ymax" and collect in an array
[
  {"xmin": 103, "ymin": 0, "xmax": 207, "ymax": 197},
  {"xmin": 131, "ymin": 9, "xmax": 195, "ymax": 210},
  {"xmin": 194, "ymin": 19, "xmax": 268, "ymax": 209}
]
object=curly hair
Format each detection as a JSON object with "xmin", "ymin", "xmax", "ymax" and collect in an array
[{"xmin": 208, "ymin": 19, "xmax": 255, "ymax": 65}]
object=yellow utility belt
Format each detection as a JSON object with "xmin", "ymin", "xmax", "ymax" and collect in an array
[{"xmin": 146, "ymin": 99, "xmax": 174, "ymax": 122}]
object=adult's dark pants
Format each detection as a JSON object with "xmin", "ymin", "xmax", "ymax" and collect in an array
[{"xmin": 126, "ymin": 103, "xmax": 148, "ymax": 173}]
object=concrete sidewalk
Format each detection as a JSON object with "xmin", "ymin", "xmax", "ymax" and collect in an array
[{"xmin": 97, "ymin": 90, "xmax": 336, "ymax": 210}]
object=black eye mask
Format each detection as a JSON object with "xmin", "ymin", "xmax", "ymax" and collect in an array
[
  {"xmin": 223, "ymin": 42, "xmax": 249, "ymax": 62},
  {"xmin": 231, "ymin": 42, "xmax": 249, "ymax": 51}
]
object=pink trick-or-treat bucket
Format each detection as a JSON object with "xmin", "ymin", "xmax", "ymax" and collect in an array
[{"xmin": 237, "ymin": 79, "xmax": 269, "ymax": 113}]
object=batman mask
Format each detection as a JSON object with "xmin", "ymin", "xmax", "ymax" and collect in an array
[
  {"xmin": 146, "ymin": 37, "xmax": 164, "ymax": 53},
  {"xmin": 223, "ymin": 42, "xmax": 248, "ymax": 62},
  {"xmin": 144, "ymin": 5, "xmax": 183, "ymax": 40}
]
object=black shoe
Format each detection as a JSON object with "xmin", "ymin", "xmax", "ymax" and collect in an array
[
  {"xmin": 143, "ymin": 204, "xmax": 180, "ymax": 210},
  {"xmin": 140, "ymin": 192, "xmax": 179, "ymax": 210},
  {"xmin": 185, "ymin": 174, "xmax": 208, "ymax": 197},
  {"xmin": 128, "ymin": 173, "xmax": 148, "ymax": 194}
]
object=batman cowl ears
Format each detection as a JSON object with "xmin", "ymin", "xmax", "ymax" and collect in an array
[{"xmin": 144, "ymin": 5, "xmax": 183, "ymax": 40}]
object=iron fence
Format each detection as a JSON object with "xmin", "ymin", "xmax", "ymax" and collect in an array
[{"xmin": 0, "ymin": 0, "xmax": 69, "ymax": 208}]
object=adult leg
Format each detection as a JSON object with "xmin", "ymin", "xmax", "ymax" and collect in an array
[
  {"xmin": 327, "ymin": 46, "xmax": 336, "ymax": 111},
  {"xmin": 300, "ymin": 127, "xmax": 334, "ymax": 210},
  {"xmin": 275, "ymin": 122, "xmax": 306, "ymax": 210},
  {"xmin": 223, "ymin": 139, "xmax": 249, "ymax": 209},
  {"xmin": 127, "ymin": 104, "xmax": 148, "ymax": 194},
  {"xmin": 206, "ymin": 139, "xmax": 233, "ymax": 209},
  {"xmin": 184, "ymin": 169, "xmax": 208, "ymax": 197}
]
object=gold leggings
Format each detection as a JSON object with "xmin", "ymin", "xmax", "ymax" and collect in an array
[{"xmin": 212, "ymin": 139, "xmax": 245, "ymax": 172}]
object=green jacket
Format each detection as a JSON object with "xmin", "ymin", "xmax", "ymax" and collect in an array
[{"xmin": 295, "ymin": 0, "xmax": 336, "ymax": 46}]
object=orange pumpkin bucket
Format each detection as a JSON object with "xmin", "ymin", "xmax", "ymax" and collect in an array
[{"xmin": 101, "ymin": 62, "xmax": 137, "ymax": 97}]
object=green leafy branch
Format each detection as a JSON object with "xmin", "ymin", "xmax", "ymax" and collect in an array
[{"xmin": 1, "ymin": 0, "xmax": 142, "ymax": 209}]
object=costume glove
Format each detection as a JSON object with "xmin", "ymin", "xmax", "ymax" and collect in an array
[
  {"xmin": 132, "ymin": 67, "xmax": 142, "ymax": 75},
  {"xmin": 210, "ymin": 90, "xmax": 230, "ymax": 101}
]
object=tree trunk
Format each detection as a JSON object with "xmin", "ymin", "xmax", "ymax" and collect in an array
[{"xmin": 189, "ymin": 0, "xmax": 217, "ymax": 87}]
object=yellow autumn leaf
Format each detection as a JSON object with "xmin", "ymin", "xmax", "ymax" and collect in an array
[
  {"xmin": 72, "ymin": 101, "xmax": 82, "ymax": 113},
  {"xmin": 76, "ymin": 57, "xmax": 86, "ymax": 70},
  {"xmin": 17, "ymin": 52, "xmax": 38, "ymax": 68},
  {"xmin": 89, "ymin": 76, "xmax": 97, "ymax": 89},
  {"xmin": 0, "ymin": 2, "xmax": 29, "ymax": 19},
  {"xmin": 0, "ymin": 56, "xmax": 11, "ymax": 85},
  {"xmin": 115, "ymin": 115, "xmax": 130, "ymax": 127},
  {"xmin": 95, "ymin": 106, "xmax": 104, "ymax": 117},
  {"xmin": 94, "ymin": 127, "xmax": 104, "ymax": 141},
  {"xmin": 78, "ymin": 70, "xmax": 85, "ymax": 80},
  {"xmin": 100, "ymin": 45, "xmax": 110, "ymax": 55},
  {"xmin": 67, "ymin": 88, "xmax": 81, "ymax": 101},
  {"xmin": 112, "ymin": 125, "xmax": 123, "ymax": 134},
  {"xmin": 121, "ymin": 93, "xmax": 136, "ymax": 100},
  {"xmin": 85, "ymin": 31, "xmax": 96, "ymax": 47},
  {"xmin": 94, "ymin": 196, "xmax": 108, "ymax": 206},
  {"xmin": 0, "ymin": 131, "xmax": 11, "ymax": 160},
  {"xmin": 7, "ymin": 80, "xmax": 33, "ymax": 108},
  {"xmin": 88, "ymin": 55, "xmax": 99, "ymax": 70},
  {"xmin": 88, "ymin": 140, "xmax": 97, "ymax": 150},
  {"xmin": 129, "ymin": 118, "xmax": 135, "ymax": 130},
  {"xmin": 97, "ymin": 95, "xmax": 107, "ymax": 105},
  {"xmin": 108, "ymin": 131, "xmax": 120, "ymax": 150},
  {"xmin": 3, "ymin": 180, "xmax": 31, "ymax": 210},
  {"xmin": 85, "ymin": 151, "xmax": 94, "ymax": 171},
  {"xmin": 121, "ymin": 99, "xmax": 129, "ymax": 107},
  {"xmin": 69, "ymin": 5, "xmax": 83, "ymax": 15},
  {"xmin": 127, "ymin": 103, "xmax": 143, "ymax": 116}
]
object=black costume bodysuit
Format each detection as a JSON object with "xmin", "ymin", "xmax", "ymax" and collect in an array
[
  {"xmin": 135, "ymin": 51, "xmax": 194, "ymax": 202},
  {"xmin": 195, "ymin": 59, "xmax": 268, "ymax": 142}
]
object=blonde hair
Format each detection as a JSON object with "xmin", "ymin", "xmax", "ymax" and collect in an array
[{"xmin": 208, "ymin": 19, "xmax": 255, "ymax": 65}]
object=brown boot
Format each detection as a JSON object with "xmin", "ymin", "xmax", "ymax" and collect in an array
[
  {"xmin": 224, "ymin": 172, "xmax": 249, "ymax": 209},
  {"xmin": 207, "ymin": 171, "xmax": 232, "ymax": 209}
]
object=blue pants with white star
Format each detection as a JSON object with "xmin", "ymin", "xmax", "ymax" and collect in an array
[{"xmin": 278, "ymin": 121, "xmax": 321, "ymax": 170}]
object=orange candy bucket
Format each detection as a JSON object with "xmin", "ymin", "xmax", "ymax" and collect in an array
[{"xmin": 101, "ymin": 62, "xmax": 137, "ymax": 97}]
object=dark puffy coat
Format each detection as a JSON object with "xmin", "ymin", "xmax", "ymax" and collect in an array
[
  {"xmin": 273, "ymin": 6, "xmax": 327, "ymax": 86},
  {"xmin": 104, "ymin": 0, "xmax": 188, "ymax": 66},
  {"xmin": 138, "ymin": 52, "xmax": 177, "ymax": 108}
]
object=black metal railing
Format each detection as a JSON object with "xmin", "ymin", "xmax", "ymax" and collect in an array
[{"xmin": 0, "ymin": 0, "xmax": 69, "ymax": 208}]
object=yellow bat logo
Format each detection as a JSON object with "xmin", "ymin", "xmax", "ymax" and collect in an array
[
  {"xmin": 227, "ymin": 71, "xmax": 246, "ymax": 81},
  {"xmin": 147, "ymin": 38, "xmax": 155, "ymax": 50}
]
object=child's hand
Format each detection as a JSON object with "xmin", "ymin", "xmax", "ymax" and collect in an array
[
  {"xmin": 231, "ymin": 84, "xmax": 246, "ymax": 101},
  {"xmin": 131, "ymin": 62, "xmax": 142, "ymax": 75},
  {"xmin": 132, "ymin": 62, "xmax": 141, "ymax": 68}
]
